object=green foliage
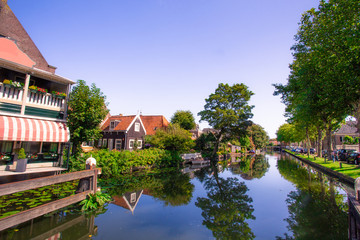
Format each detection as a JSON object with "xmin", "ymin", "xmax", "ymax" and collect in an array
[
  {"xmin": 344, "ymin": 135, "xmax": 359, "ymax": 145},
  {"xmin": 247, "ymin": 123, "xmax": 269, "ymax": 149},
  {"xmin": 67, "ymin": 80, "xmax": 109, "ymax": 155},
  {"xmin": 195, "ymin": 132, "xmax": 216, "ymax": 156},
  {"xmin": 198, "ymin": 83, "xmax": 254, "ymax": 155},
  {"xmin": 80, "ymin": 191, "xmax": 112, "ymax": 211},
  {"xmin": 170, "ymin": 110, "xmax": 196, "ymax": 130},
  {"xmin": 68, "ymin": 148, "xmax": 182, "ymax": 178},
  {"xmin": 18, "ymin": 148, "xmax": 26, "ymax": 159},
  {"xmin": 146, "ymin": 124, "xmax": 195, "ymax": 153}
]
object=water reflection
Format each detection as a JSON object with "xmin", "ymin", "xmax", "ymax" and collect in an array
[
  {"xmin": 105, "ymin": 169, "xmax": 195, "ymax": 208},
  {"xmin": 0, "ymin": 209, "xmax": 99, "ymax": 240},
  {"xmin": 195, "ymin": 162, "xmax": 256, "ymax": 239},
  {"xmin": 228, "ymin": 154, "xmax": 270, "ymax": 180},
  {"xmin": 276, "ymin": 155, "xmax": 348, "ymax": 240}
]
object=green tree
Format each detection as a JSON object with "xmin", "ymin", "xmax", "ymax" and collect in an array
[
  {"xmin": 146, "ymin": 123, "xmax": 194, "ymax": 153},
  {"xmin": 195, "ymin": 164, "xmax": 255, "ymax": 239},
  {"xmin": 170, "ymin": 110, "xmax": 196, "ymax": 130},
  {"xmin": 198, "ymin": 83, "xmax": 254, "ymax": 157},
  {"xmin": 247, "ymin": 123, "xmax": 269, "ymax": 150},
  {"xmin": 67, "ymin": 80, "xmax": 109, "ymax": 155}
]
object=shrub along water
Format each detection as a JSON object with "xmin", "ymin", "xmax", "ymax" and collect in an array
[{"xmin": 68, "ymin": 148, "xmax": 182, "ymax": 178}]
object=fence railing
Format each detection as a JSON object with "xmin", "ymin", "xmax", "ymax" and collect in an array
[
  {"xmin": 0, "ymin": 83, "xmax": 65, "ymax": 110},
  {"xmin": 0, "ymin": 168, "xmax": 100, "ymax": 231}
]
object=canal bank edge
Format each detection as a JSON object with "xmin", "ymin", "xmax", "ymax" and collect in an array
[{"xmin": 285, "ymin": 151, "xmax": 355, "ymax": 187}]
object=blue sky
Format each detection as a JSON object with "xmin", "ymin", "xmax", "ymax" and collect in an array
[{"xmin": 9, "ymin": 0, "xmax": 318, "ymax": 138}]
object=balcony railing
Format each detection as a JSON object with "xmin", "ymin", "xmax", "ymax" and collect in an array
[{"xmin": 0, "ymin": 83, "xmax": 65, "ymax": 110}]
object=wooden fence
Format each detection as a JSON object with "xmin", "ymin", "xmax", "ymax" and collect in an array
[{"xmin": 0, "ymin": 168, "xmax": 100, "ymax": 231}]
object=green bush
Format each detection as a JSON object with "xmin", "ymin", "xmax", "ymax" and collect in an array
[
  {"xmin": 68, "ymin": 148, "xmax": 182, "ymax": 178},
  {"xmin": 18, "ymin": 148, "xmax": 26, "ymax": 159}
]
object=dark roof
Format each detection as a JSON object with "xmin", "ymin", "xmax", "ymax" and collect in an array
[{"xmin": 334, "ymin": 121, "xmax": 358, "ymax": 135}]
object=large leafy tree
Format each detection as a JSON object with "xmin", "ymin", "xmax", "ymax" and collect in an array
[
  {"xmin": 274, "ymin": 0, "xmax": 360, "ymax": 154},
  {"xmin": 170, "ymin": 110, "xmax": 196, "ymax": 130},
  {"xmin": 146, "ymin": 123, "xmax": 194, "ymax": 153},
  {"xmin": 198, "ymin": 83, "xmax": 254, "ymax": 157},
  {"xmin": 247, "ymin": 123, "xmax": 269, "ymax": 150},
  {"xmin": 67, "ymin": 80, "xmax": 109, "ymax": 155}
]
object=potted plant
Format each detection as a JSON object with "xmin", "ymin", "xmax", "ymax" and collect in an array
[
  {"xmin": 15, "ymin": 148, "xmax": 28, "ymax": 172},
  {"xmin": 3, "ymin": 79, "xmax": 12, "ymax": 88},
  {"xmin": 29, "ymin": 85, "xmax": 38, "ymax": 93},
  {"xmin": 37, "ymin": 87, "xmax": 48, "ymax": 95},
  {"xmin": 51, "ymin": 91, "xmax": 66, "ymax": 99}
]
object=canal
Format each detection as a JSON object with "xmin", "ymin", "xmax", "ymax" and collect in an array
[{"xmin": 0, "ymin": 153, "xmax": 349, "ymax": 239}]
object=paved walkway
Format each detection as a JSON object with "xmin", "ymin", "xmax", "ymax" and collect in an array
[{"xmin": 0, "ymin": 167, "xmax": 66, "ymax": 177}]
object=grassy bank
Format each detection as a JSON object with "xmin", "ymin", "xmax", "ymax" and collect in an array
[{"xmin": 286, "ymin": 150, "xmax": 360, "ymax": 179}]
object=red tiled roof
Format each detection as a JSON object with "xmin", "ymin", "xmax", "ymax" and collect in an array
[
  {"xmin": 101, "ymin": 115, "xmax": 136, "ymax": 131},
  {"xmin": 140, "ymin": 115, "xmax": 169, "ymax": 135},
  {"xmin": 101, "ymin": 115, "xmax": 169, "ymax": 134}
]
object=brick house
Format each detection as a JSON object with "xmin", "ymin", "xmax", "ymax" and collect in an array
[
  {"xmin": 333, "ymin": 120, "xmax": 359, "ymax": 151},
  {"xmin": 0, "ymin": 1, "xmax": 74, "ymax": 168},
  {"xmin": 100, "ymin": 114, "xmax": 169, "ymax": 150}
]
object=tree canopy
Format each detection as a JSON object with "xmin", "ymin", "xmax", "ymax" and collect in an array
[
  {"xmin": 145, "ymin": 123, "xmax": 194, "ymax": 153},
  {"xmin": 198, "ymin": 83, "xmax": 254, "ymax": 156},
  {"xmin": 67, "ymin": 80, "xmax": 108, "ymax": 154},
  {"xmin": 273, "ymin": 0, "xmax": 360, "ymax": 153},
  {"xmin": 170, "ymin": 110, "xmax": 196, "ymax": 130},
  {"xmin": 247, "ymin": 123, "xmax": 269, "ymax": 150}
]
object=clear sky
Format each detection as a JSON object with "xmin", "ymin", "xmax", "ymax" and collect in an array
[{"xmin": 9, "ymin": 0, "xmax": 318, "ymax": 138}]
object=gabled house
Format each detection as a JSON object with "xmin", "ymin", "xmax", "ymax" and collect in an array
[
  {"xmin": 100, "ymin": 114, "xmax": 169, "ymax": 150},
  {"xmin": 0, "ymin": 1, "xmax": 74, "ymax": 169},
  {"xmin": 333, "ymin": 120, "xmax": 359, "ymax": 151}
]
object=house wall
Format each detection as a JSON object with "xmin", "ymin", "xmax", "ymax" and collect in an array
[
  {"xmin": 101, "ymin": 131, "xmax": 126, "ymax": 150},
  {"xmin": 126, "ymin": 118, "xmax": 145, "ymax": 150}
]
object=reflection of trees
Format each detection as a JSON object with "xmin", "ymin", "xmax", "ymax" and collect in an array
[
  {"xmin": 195, "ymin": 163, "xmax": 255, "ymax": 239},
  {"xmin": 276, "ymin": 158, "xmax": 348, "ymax": 240},
  {"xmin": 103, "ymin": 170, "xmax": 194, "ymax": 207},
  {"xmin": 230, "ymin": 154, "xmax": 270, "ymax": 180}
]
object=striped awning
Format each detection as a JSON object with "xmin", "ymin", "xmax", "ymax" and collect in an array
[{"xmin": 0, "ymin": 116, "xmax": 70, "ymax": 142}]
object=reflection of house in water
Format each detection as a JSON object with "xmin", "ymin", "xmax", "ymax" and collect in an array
[
  {"xmin": 0, "ymin": 211, "xmax": 97, "ymax": 240},
  {"xmin": 113, "ymin": 190, "xmax": 151, "ymax": 214}
]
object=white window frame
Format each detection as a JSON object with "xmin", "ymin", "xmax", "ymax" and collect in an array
[
  {"xmin": 108, "ymin": 139, "xmax": 113, "ymax": 151},
  {"xmin": 110, "ymin": 121, "xmax": 115, "ymax": 130},
  {"xmin": 134, "ymin": 123, "xmax": 140, "ymax": 132},
  {"xmin": 137, "ymin": 140, "xmax": 142, "ymax": 149},
  {"xmin": 98, "ymin": 139, "xmax": 102, "ymax": 147},
  {"xmin": 102, "ymin": 139, "xmax": 107, "ymax": 147},
  {"xmin": 115, "ymin": 139, "xmax": 122, "ymax": 151},
  {"xmin": 130, "ymin": 193, "xmax": 136, "ymax": 203},
  {"xmin": 129, "ymin": 139, "xmax": 134, "ymax": 149}
]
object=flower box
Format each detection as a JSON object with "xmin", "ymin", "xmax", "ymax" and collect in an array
[{"xmin": 52, "ymin": 94, "xmax": 65, "ymax": 99}]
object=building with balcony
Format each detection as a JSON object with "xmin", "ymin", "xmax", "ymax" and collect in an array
[{"xmin": 0, "ymin": 1, "xmax": 74, "ymax": 169}]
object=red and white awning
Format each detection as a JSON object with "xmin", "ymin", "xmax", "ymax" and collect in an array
[{"xmin": 0, "ymin": 116, "xmax": 70, "ymax": 142}]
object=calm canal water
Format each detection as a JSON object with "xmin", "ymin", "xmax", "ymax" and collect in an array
[{"xmin": 0, "ymin": 153, "xmax": 349, "ymax": 240}]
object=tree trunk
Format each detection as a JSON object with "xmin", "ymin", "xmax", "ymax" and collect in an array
[
  {"xmin": 317, "ymin": 126, "xmax": 323, "ymax": 157},
  {"xmin": 306, "ymin": 127, "xmax": 310, "ymax": 158},
  {"xmin": 326, "ymin": 124, "xmax": 333, "ymax": 159}
]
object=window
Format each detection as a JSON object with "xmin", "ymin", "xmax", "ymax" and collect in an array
[
  {"xmin": 110, "ymin": 121, "xmax": 115, "ymax": 130},
  {"xmin": 108, "ymin": 139, "xmax": 113, "ymax": 151},
  {"xmin": 135, "ymin": 123, "xmax": 140, "ymax": 132},
  {"xmin": 130, "ymin": 193, "xmax": 136, "ymax": 203},
  {"xmin": 129, "ymin": 139, "xmax": 134, "ymax": 149},
  {"xmin": 340, "ymin": 136, "xmax": 343, "ymax": 142},
  {"xmin": 0, "ymin": 141, "xmax": 13, "ymax": 153},
  {"xmin": 22, "ymin": 142, "xmax": 41, "ymax": 154},
  {"xmin": 102, "ymin": 139, "xmax": 107, "ymax": 147},
  {"xmin": 137, "ymin": 140, "xmax": 142, "ymax": 149},
  {"xmin": 42, "ymin": 142, "xmax": 58, "ymax": 153},
  {"xmin": 115, "ymin": 139, "xmax": 122, "ymax": 150},
  {"xmin": 98, "ymin": 139, "xmax": 102, "ymax": 147}
]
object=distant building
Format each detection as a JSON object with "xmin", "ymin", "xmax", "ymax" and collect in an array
[
  {"xmin": 100, "ymin": 114, "xmax": 169, "ymax": 150},
  {"xmin": 333, "ymin": 121, "xmax": 359, "ymax": 151},
  {"xmin": 190, "ymin": 124, "xmax": 202, "ymax": 140}
]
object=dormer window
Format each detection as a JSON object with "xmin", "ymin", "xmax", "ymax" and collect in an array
[
  {"xmin": 110, "ymin": 121, "xmax": 115, "ymax": 130},
  {"xmin": 135, "ymin": 123, "xmax": 140, "ymax": 132},
  {"xmin": 110, "ymin": 120, "xmax": 120, "ymax": 130}
]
